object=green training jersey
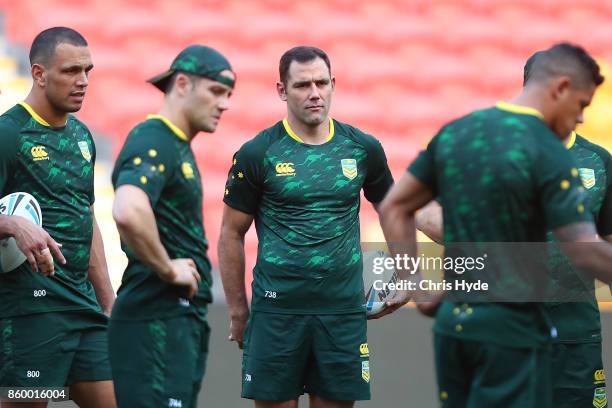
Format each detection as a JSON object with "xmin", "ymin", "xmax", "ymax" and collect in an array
[
  {"xmin": 0, "ymin": 102, "xmax": 100, "ymax": 317},
  {"xmin": 545, "ymin": 133, "xmax": 612, "ymax": 343},
  {"xmin": 111, "ymin": 115, "xmax": 212, "ymax": 321},
  {"xmin": 224, "ymin": 118, "xmax": 393, "ymax": 314},
  {"xmin": 409, "ymin": 102, "xmax": 591, "ymax": 347}
]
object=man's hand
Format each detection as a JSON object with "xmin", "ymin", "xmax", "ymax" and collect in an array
[
  {"xmin": 368, "ymin": 289, "xmax": 411, "ymax": 320},
  {"xmin": 160, "ymin": 258, "xmax": 201, "ymax": 298},
  {"xmin": 415, "ymin": 290, "xmax": 445, "ymax": 318},
  {"xmin": 228, "ymin": 309, "xmax": 249, "ymax": 349},
  {"xmin": 10, "ymin": 217, "xmax": 65, "ymax": 276}
]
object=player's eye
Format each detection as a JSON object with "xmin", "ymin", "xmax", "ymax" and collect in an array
[{"xmin": 210, "ymin": 87, "xmax": 230, "ymax": 97}]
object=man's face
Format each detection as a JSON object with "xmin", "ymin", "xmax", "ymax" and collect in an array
[
  {"xmin": 550, "ymin": 80, "xmax": 596, "ymax": 138},
  {"xmin": 41, "ymin": 43, "xmax": 93, "ymax": 113},
  {"xmin": 278, "ymin": 57, "xmax": 334, "ymax": 127},
  {"xmin": 185, "ymin": 70, "xmax": 233, "ymax": 133}
]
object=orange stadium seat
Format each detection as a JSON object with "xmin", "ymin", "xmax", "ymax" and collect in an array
[{"xmin": 102, "ymin": 8, "xmax": 168, "ymax": 42}]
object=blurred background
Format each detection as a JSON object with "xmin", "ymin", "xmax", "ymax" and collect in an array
[{"xmin": 0, "ymin": 0, "xmax": 610, "ymax": 406}]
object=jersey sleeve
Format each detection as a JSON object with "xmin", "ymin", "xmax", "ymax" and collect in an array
[
  {"xmin": 362, "ymin": 136, "xmax": 393, "ymax": 203},
  {"xmin": 535, "ymin": 142, "xmax": 591, "ymax": 229},
  {"xmin": 596, "ymin": 149, "xmax": 612, "ymax": 236},
  {"xmin": 0, "ymin": 121, "xmax": 19, "ymax": 196},
  {"xmin": 223, "ymin": 140, "xmax": 265, "ymax": 215},
  {"xmin": 112, "ymin": 129, "xmax": 177, "ymax": 206},
  {"xmin": 407, "ymin": 133, "xmax": 439, "ymax": 196}
]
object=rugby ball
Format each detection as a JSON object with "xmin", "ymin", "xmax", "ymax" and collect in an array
[
  {"xmin": 362, "ymin": 249, "xmax": 399, "ymax": 316},
  {"xmin": 0, "ymin": 192, "xmax": 43, "ymax": 273}
]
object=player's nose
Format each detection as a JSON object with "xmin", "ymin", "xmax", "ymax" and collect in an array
[
  {"xmin": 75, "ymin": 71, "xmax": 88, "ymax": 87},
  {"xmin": 218, "ymin": 95, "xmax": 230, "ymax": 111},
  {"xmin": 307, "ymin": 83, "xmax": 321, "ymax": 99}
]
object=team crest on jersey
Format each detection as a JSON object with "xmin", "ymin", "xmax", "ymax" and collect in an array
[
  {"xmin": 78, "ymin": 141, "xmax": 91, "ymax": 162},
  {"xmin": 30, "ymin": 146, "xmax": 49, "ymax": 161},
  {"xmin": 593, "ymin": 387, "xmax": 607, "ymax": 408},
  {"xmin": 181, "ymin": 162, "xmax": 195, "ymax": 179},
  {"xmin": 361, "ymin": 361, "xmax": 370, "ymax": 383},
  {"xmin": 579, "ymin": 168, "xmax": 595, "ymax": 189},
  {"xmin": 341, "ymin": 159, "xmax": 357, "ymax": 180}
]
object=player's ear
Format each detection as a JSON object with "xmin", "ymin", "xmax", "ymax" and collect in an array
[
  {"xmin": 173, "ymin": 73, "xmax": 191, "ymax": 97},
  {"xmin": 31, "ymin": 64, "xmax": 46, "ymax": 87},
  {"xmin": 551, "ymin": 76, "xmax": 571, "ymax": 101},
  {"xmin": 331, "ymin": 76, "xmax": 336, "ymax": 90},
  {"xmin": 277, "ymin": 81, "xmax": 287, "ymax": 101}
]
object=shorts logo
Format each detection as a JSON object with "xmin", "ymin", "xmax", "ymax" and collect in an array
[
  {"xmin": 78, "ymin": 141, "xmax": 91, "ymax": 162},
  {"xmin": 359, "ymin": 343, "xmax": 369, "ymax": 358},
  {"xmin": 168, "ymin": 398, "xmax": 182, "ymax": 408},
  {"xmin": 593, "ymin": 387, "xmax": 607, "ymax": 408},
  {"xmin": 579, "ymin": 168, "xmax": 596, "ymax": 189},
  {"xmin": 275, "ymin": 162, "xmax": 295, "ymax": 177},
  {"xmin": 341, "ymin": 159, "xmax": 357, "ymax": 180},
  {"xmin": 31, "ymin": 146, "xmax": 49, "ymax": 161},
  {"xmin": 244, "ymin": 373, "xmax": 252, "ymax": 382},
  {"xmin": 182, "ymin": 163, "xmax": 195, "ymax": 179},
  {"xmin": 361, "ymin": 361, "xmax": 370, "ymax": 383},
  {"xmin": 595, "ymin": 369, "xmax": 606, "ymax": 384}
]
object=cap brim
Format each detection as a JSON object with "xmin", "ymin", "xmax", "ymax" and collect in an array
[{"xmin": 146, "ymin": 69, "xmax": 175, "ymax": 92}]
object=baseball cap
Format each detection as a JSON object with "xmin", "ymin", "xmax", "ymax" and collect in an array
[{"xmin": 147, "ymin": 44, "xmax": 235, "ymax": 92}]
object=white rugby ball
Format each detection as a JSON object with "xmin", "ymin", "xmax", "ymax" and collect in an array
[
  {"xmin": 0, "ymin": 192, "xmax": 43, "ymax": 273},
  {"xmin": 362, "ymin": 249, "xmax": 399, "ymax": 316}
]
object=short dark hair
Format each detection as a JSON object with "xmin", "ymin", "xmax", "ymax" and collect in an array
[
  {"xmin": 279, "ymin": 46, "xmax": 331, "ymax": 85},
  {"xmin": 29, "ymin": 27, "xmax": 88, "ymax": 66},
  {"xmin": 523, "ymin": 43, "xmax": 604, "ymax": 88}
]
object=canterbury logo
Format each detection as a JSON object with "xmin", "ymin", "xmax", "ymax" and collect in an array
[
  {"xmin": 594, "ymin": 369, "xmax": 606, "ymax": 382},
  {"xmin": 359, "ymin": 343, "xmax": 369, "ymax": 357},
  {"xmin": 31, "ymin": 146, "xmax": 49, "ymax": 161},
  {"xmin": 275, "ymin": 162, "xmax": 295, "ymax": 176}
]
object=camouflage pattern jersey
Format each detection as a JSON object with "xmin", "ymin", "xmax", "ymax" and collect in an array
[
  {"xmin": 224, "ymin": 118, "xmax": 393, "ymax": 314},
  {"xmin": 409, "ymin": 101, "xmax": 591, "ymax": 347},
  {"xmin": 111, "ymin": 115, "xmax": 212, "ymax": 322},
  {"xmin": 545, "ymin": 133, "xmax": 612, "ymax": 343},
  {"xmin": 0, "ymin": 102, "xmax": 100, "ymax": 317}
]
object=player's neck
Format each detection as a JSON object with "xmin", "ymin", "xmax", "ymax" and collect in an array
[
  {"xmin": 508, "ymin": 94, "xmax": 545, "ymax": 118},
  {"xmin": 157, "ymin": 105, "xmax": 194, "ymax": 141},
  {"xmin": 561, "ymin": 134, "xmax": 571, "ymax": 145},
  {"xmin": 285, "ymin": 115, "xmax": 330, "ymax": 145},
  {"xmin": 23, "ymin": 93, "xmax": 68, "ymax": 127}
]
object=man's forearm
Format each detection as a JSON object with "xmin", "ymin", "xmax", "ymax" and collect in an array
[
  {"xmin": 114, "ymin": 204, "xmax": 173, "ymax": 280},
  {"xmin": 555, "ymin": 222, "xmax": 612, "ymax": 284},
  {"xmin": 88, "ymin": 214, "xmax": 115, "ymax": 314},
  {"xmin": 569, "ymin": 242, "xmax": 612, "ymax": 284},
  {"xmin": 0, "ymin": 214, "xmax": 16, "ymax": 239},
  {"xmin": 218, "ymin": 231, "xmax": 249, "ymax": 318},
  {"xmin": 415, "ymin": 201, "xmax": 444, "ymax": 244},
  {"xmin": 379, "ymin": 206, "xmax": 418, "ymax": 281}
]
